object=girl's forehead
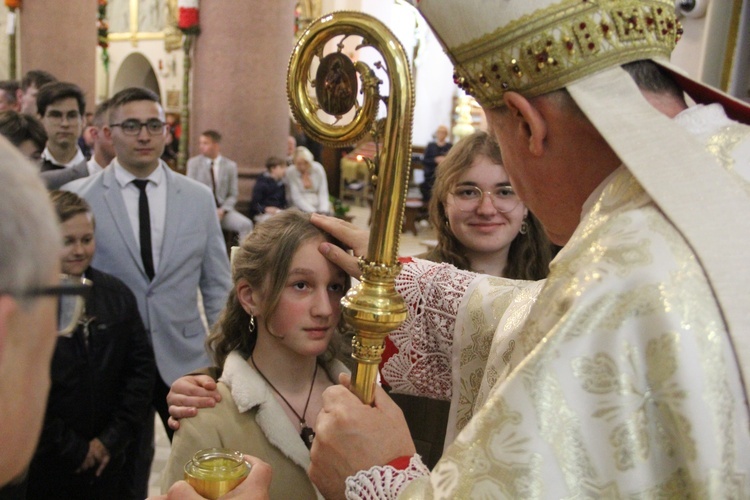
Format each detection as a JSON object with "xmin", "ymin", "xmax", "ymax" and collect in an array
[
  {"xmin": 459, "ymin": 158, "xmax": 508, "ymax": 184},
  {"xmin": 289, "ymin": 238, "xmax": 341, "ymax": 271},
  {"xmin": 292, "ymin": 237, "xmax": 324, "ymax": 255}
]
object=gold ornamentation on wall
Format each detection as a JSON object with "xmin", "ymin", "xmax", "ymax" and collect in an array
[
  {"xmin": 108, "ymin": 0, "xmax": 172, "ymax": 46},
  {"xmin": 164, "ymin": 0, "xmax": 183, "ymax": 51}
]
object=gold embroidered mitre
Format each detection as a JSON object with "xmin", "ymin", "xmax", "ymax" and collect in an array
[{"xmin": 417, "ymin": 0, "xmax": 682, "ymax": 108}]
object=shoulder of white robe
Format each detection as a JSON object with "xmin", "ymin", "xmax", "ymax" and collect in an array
[{"xmin": 568, "ymin": 65, "xmax": 750, "ymax": 404}]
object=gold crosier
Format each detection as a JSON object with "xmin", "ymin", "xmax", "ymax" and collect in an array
[{"xmin": 287, "ymin": 12, "xmax": 413, "ymax": 404}]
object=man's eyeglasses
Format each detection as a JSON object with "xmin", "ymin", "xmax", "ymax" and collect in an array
[
  {"xmin": 44, "ymin": 110, "xmax": 81, "ymax": 124},
  {"xmin": 0, "ymin": 275, "xmax": 92, "ymax": 335},
  {"xmin": 450, "ymin": 185, "xmax": 521, "ymax": 213},
  {"xmin": 110, "ymin": 118, "xmax": 167, "ymax": 136}
]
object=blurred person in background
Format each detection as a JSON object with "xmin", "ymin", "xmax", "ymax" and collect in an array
[{"xmin": 0, "ymin": 110, "xmax": 47, "ymax": 162}]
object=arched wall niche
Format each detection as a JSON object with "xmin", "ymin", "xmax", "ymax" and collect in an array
[{"xmin": 112, "ymin": 52, "xmax": 161, "ymax": 97}]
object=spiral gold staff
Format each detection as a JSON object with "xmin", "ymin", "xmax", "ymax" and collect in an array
[{"xmin": 287, "ymin": 11, "xmax": 413, "ymax": 404}]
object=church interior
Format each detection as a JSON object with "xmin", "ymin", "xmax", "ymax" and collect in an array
[
  {"xmin": 2, "ymin": 0, "xmax": 748, "ymax": 496},
  {"xmin": 3, "ymin": 0, "xmax": 747, "ymax": 215}
]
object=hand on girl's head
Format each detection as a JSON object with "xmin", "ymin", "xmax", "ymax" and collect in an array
[
  {"xmin": 316, "ymin": 241, "xmax": 360, "ymax": 280},
  {"xmin": 310, "ymin": 214, "xmax": 363, "ymax": 279},
  {"xmin": 310, "ymin": 213, "xmax": 369, "ymax": 255}
]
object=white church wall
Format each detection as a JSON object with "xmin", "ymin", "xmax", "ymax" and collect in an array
[{"xmin": 670, "ymin": 0, "xmax": 747, "ymax": 101}]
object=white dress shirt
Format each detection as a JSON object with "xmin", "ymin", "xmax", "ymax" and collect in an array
[
  {"xmin": 41, "ymin": 146, "xmax": 86, "ymax": 168},
  {"xmin": 114, "ymin": 160, "xmax": 168, "ymax": 274},
  {"xmin": 211, "ymin": 155, "xmax": 222, "ymax": 185},
  {"xmin": 86, "ymin": 157, "xmax": 109, "ymax": 176}
]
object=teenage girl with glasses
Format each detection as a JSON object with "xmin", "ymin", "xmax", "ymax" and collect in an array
[{"xmin": 423, "ymin": 130, "xmax": 554, "ymax": 280}]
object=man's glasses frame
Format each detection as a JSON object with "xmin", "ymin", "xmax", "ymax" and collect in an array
[
  {"xmin": 110, "ymin": 118, "xmax": 167, "ymax": 136},
  {"xmin": 0, "ymin": 275, "xmax": 91, "ymax": 335}
]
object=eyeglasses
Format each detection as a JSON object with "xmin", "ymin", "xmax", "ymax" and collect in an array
[
  {"xmin": 449, "ymin": 185, "xmax": 521, "ymax": 213},
  {"xmin": 44, "ymin": 110, "xmax": 81, "ymax": 124},
  {"xmin": 110, "ymin": 118, "xmax": 166, "ymax": 136},
  {"xmin": 0, "ymin": 275, "xmax": 92, "ymax": 335}
]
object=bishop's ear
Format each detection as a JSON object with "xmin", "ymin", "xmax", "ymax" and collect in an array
[{"xmin": 503, "ymin": 92, "xmax": 547, "ymax": 157}]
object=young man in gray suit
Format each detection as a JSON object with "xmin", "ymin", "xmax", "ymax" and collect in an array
[
  {"xmin": 64, "ymin": 87, "xmax": 231, "ymax": 498},
  {"xmin": 186, "ymin": 130, "xmax": 253, "ymax": 242}
]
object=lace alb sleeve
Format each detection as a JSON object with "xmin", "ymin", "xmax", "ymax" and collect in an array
[
  {"xmin": 381, "ymin": 258, "xmax": 478, "ymax": 400},
  {"xmin": 344, "ymin": 455, "xmax": 430, "ymax": 500}
]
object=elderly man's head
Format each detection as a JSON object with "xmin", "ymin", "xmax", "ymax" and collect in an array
[{"xmin": 0, "ymin": 138, "xmax": 63, "ymax": 485}]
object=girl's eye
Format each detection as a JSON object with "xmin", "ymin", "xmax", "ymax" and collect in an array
[
  {"xmin": 82, "ymin": 236, "xmax": 94, "ymax": 244},
  {"xmin": 494, "ymin": 186, "xmax": 516, "ymax": 198},
  {"xmin": 453, "ymin": 187, "xmax": 480, "ymax": 199},
  {"xmin": 292, "ymin": 281, "xmax": 308, "ymax": 291},
  {"xmin": 329, "ymin": 283, "xmax": 345, "ymax": 293}
]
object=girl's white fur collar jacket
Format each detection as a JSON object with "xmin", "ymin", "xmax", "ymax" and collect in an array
[{"xmin": 219, "ymin": 350, "xmax": 349, "ymax": 473}]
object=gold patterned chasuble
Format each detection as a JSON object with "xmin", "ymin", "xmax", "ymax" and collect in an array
[
  {"xmin": 357, "ymin": 104, "xmax": 750, "ymax": 499},
  {"xmin": 382, "ymin": 105, "xmax": 750, "ymax": 499},
  {"xmin": 397, "ymin": 166, "xmax": 750, "ymax": 499}
]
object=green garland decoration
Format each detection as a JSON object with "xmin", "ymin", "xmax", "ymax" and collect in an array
[{"xmin": 97, "ymin": 0, "xmax": 109, "ymax": 72}]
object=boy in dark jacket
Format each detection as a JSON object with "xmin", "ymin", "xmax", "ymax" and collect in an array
[
  {"xmin": 26, "ymin": 191, "xmax": 155, "ymax": 499},
  {"xmin": 250, "ymin": 156, "xmax": 288, "ymax": 223}
]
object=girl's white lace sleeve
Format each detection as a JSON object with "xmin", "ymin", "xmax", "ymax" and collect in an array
[
  {"xmin": 344, "ymin": 455, "xmax": 430, "ymax": 500},
  {"xmin": 381, "ymin": 258, "xmax": 478, "ymax": 400}
]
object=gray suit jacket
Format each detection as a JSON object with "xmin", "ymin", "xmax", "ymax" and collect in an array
[
  {"xmin": 186, "ymin": 155, "xmax": 238, "ymax": 211},
  {"xmin": 41, "ymin": 160, "xmax": 89, "ymax": 190},
  {"xmin": 65, "ymin": 164, "xmax": 232, "ymax": 384}
]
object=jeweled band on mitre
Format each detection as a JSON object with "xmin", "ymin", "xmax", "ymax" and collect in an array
[{"xmin": 428, "ymin": 0, "xmax": 682, "ymax": 108}]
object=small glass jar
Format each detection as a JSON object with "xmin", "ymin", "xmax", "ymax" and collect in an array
[{"xmin": 184, "ymin": 448, "xmax": 250, "ymax": 499}]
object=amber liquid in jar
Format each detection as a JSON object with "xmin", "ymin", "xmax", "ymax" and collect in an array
[{"xmin": 184, "ymin": 448, "xmax": 250, "ymax": 499}]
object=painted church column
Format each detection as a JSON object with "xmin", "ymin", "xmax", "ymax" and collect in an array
[
  {"xmin": 19, "ymin": 0, "xmax": 97, "ymax": 111},
  {"xmin": 192, "ymin": 1, "xmax": 297, "ymax": 203}
]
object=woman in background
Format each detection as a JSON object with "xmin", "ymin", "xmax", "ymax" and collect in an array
[
  {"xmin": 419, "ymin": 124, "xmax": 452, "ymax": 206},
  {"xmin": 286, "ymin": 146, "xmax": 331, "ymax": 214},
  {"xmin": 421, "ymin": 130, "xmax": 553, "ymax": 279},
  {"xmin": 388, "ymin": 130, "xmax": 554, "ymax": 468}
]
